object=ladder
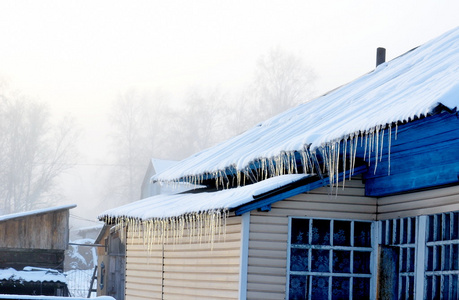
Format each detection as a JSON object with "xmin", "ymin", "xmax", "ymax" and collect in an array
[{"xmin": 87, "ymin": 266, "xmax": 98, "ymax": 298}]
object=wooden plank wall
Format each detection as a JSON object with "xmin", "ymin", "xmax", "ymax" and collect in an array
[
  {"xmin": 124, "ymin": 216, "xmax": 242, "ymax": 300},
  {"xmin": 247, "ymin": 177, "xmax": 375, "ymax": 300},
  {"xmin": 377, "ymin": 185, "xmax": 459, "ymax": 220},
  {"xmin": 0, "ymin": 210, "xmax": 69, "ymax": 250}
]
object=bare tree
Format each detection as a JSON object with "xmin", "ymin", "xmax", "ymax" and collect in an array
[
  {"xmin": 251, "ymin": 47, "xmax": 316, "ymax": 121},
  {"xmin": 0, "ymin": 90, "xmax": 79, "ymax": 214},
  {"xmin": 105, "ymin": 49, "xmax": 316, "ymax": 205},
  {"xmin": 108, "ymin": 89, "xmax": 172, "ymax": 205},
  {"xmin": 171, "ymin": 87, "xmax": 230, "ymax": 157}
]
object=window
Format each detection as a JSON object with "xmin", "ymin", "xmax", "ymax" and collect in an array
[
  {"xmin": 288, "ymin": 218, "xmax": 374, "ymax": 300},
  {"xmin": 425, "ymin": 212, "xmax": 459, "ymax": 299},
  {"xmin": 380, "ymin": 217, "xmax": 417, "ymax": 300}
]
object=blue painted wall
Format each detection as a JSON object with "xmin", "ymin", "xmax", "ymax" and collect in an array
[{"xmin": 361, "ymin": 112, "xmax": 459, "ymax": 196}]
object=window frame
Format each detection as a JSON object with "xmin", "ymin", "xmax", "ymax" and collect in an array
[{"xmin": 286, "ymin": 216, "xmax": 377, "ymax": 300}]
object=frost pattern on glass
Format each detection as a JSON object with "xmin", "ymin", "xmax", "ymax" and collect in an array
[
  {"xmin": 354, "ymin": 221, "xmax": 371, "ymax": 247},
  {"xmin": 311, "ymin": 276, "xmax": 329, "ymax": 300},
  {"xmin": 380, "ymin": 217, "xmax": 416, "ymax": 299},
  {"xmin": 312, "ymin": 219, "xmax": 331, "ymax": 245},
  {"xmin": 353, "ymin": 277, "xmax": 370, "ymax": 299},
  {"xmin": 425, "ymin": 212, "xmax": 459, "ymax": 299},
  {"xmin": 290, "ymin": 248, "xmax": 308, "ymax": 271},
  {"xmin": 353, "ymin": 251, "xmax": 371, "ymax": 274},
  {"xmin": 289, "ymin": 275, "xmax": 307, "ymax": 300},
  {"xmin": 332, "ymin": 277, "xmax": 350, "ymax": 300},
  {"xmin": 288, "ymin": 218, "xmax": 373, "ymax": 299},
  {"xmin": 333, "ymin": 221, "xmax": 351, "ymax": 246},
  {"xmin": 291, "ymin": 218, "xmax": 309, "ymax": 245},
  {"xmin": 333, "ymin": 250, "xmax": 351, "ymax": 273},
  {"xmin": 311, "ymin": 250, "xmax": 330, "ymax": 272}
]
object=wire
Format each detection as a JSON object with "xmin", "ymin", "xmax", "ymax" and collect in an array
[{"xmin": 70, "ymin": 214, "xmax": 102, "ymax": 224}]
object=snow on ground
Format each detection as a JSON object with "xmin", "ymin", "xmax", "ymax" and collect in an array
[
  {"xmin": 0, "ymin": 268, "xmax": 66, "ymax": 283},
  {"xmin": 0, "ymin": 296, "xmax": 113, "ymax": 300},
  {"xmin": 64, "ymin": 269, "xmax": 96, "ymax": 298}
]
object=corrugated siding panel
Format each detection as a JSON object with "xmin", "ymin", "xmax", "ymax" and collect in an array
[
  {"xmin": 162, "ymin": 216, "xmax": 241, "ymax": 300},
  {"xmin": 378, "ymin": 185, "xmax": 459, "ymax": 220},
  {"xmin": 125, "ymin": 236, "xmax": 163, "ymax": 300},
  {"xmin": 125, "ymin": 216, "xmax": 242, "ymax": 300},
  {"xmin": 247, "ymin": 177, "xmax": 373, "ymax": 300}
]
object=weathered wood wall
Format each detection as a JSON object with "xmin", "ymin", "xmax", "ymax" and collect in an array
[
  {"xmin": 124, "ymin": 216, "xmax": 242, "ymax": 300},
  {"xmin": 97, "ymin": 227, "xmax": 126, "ymax": 300},
  {"xmin": 0, "ymin": 248, "xmax": 65, "ymax": 271},
  {"xmin": 246, "ymin": 177, "xmax": 374, "ymax": 299},
  {"xmin": 0, "ymin": 209, "xmax": 70, "ymax": 250}
]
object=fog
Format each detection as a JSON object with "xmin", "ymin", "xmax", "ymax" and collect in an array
[{"xmin": 0, "ymin": 1, "xmax": 458, "ymax": 229}]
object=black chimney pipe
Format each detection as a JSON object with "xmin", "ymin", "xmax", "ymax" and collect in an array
[{"xmin": 376, "ymin": 47, "xmax": 386, "ymax": 67}]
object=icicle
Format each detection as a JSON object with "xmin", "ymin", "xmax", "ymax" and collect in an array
[
  {"xmin": 388, "ymin": 124, "xmax": 392, "ymax": 175},
  {"xmin": 374, "ymin": 126, "xmax": 379, "ymax": 174},
  {"xmin": 363, "ymin": 131, "xmax": 368, "ymax": 161},
  {"xmin": 342, "ymin": 137, "xmax": 347, "ymax": 188},
  {"xmin": 379, "ymin": 128, "xmax": 385, "ymax": 162},
  {"xmin": 368, "ymin": 130, "xmax": 373, "ymax": 166},
  {"xmin": 335, "ymin": 141, "xmax": 340, "ymax": 190}
]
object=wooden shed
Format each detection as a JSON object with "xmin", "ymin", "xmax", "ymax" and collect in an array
[
  {"xmin": 95, "ymin": 225, "xmax": 126, "ymax": 300},
  {"xmin": 99, "ymin": 27, "xmax": 459, "ymax": 299},
  {"xmin": 0, "ymin": 204, "xmax": 76, "ymax": 272}
]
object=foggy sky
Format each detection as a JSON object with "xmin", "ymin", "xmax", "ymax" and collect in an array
[{"xmin": 0, "ymin": 0, "xmax": 458, "ymax": 228}]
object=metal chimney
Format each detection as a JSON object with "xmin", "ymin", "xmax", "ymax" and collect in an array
[{"xmin": 376, "ymin": 47, "xmax": 386, "ymax": 67}]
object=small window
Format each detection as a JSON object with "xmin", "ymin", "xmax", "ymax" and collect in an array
[
  {"xmin": 288, "ymin": 218, "xmax": 374, "ymax": 300},
  {"xmin": 425, "ymin": 212, "xmax": 459, "ymax": 299},
  {"xmin": 380, "ymin": 217, "xmax": 417, "ymax": 299}
]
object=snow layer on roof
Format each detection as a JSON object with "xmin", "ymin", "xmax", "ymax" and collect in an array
[
  {"xmin": 0, "ymin": 204, "xmax": 76, "ymax": 222},
  {"xmin": 0, "ymin": 268, "xmax": 66, "ymax": 283},
  {"xmin": 151, "ymin": 158, "xmax": 178, "ymax": 174},
  {"xmin": 99, "ymin": 174, "xmax": 308, "ymax": 220},
  {"xmin": 154, "ymin": 27, "xmax": 459, "ymax": 182},
  {"xmin": 0, "ymin": 296, "xmax": 114, "ymax": 300}
]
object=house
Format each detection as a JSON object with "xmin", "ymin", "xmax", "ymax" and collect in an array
[
  {"xmin": 99, "ymin": 27, "xmax": 459, "ymax": 299},
  {"xmin": 0, "ymin": 204, "xmax": 75, "ymax": 296},
  {"xmin": 140, "ymin": 158, "xmax": 195, "ymax": 199},
  {"xmin": 94, "ymin": 158, "xmax": 182, "ymax": 300},
  {"xmin": 94, "ymin": 225, "xmax": 126, "ymax": 300}
]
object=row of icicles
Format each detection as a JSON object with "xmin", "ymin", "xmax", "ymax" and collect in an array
[
  {"xmin": 104, "ymin": 209, "xmax": 228, "ymax": 251},
  {"xmin": 104, "ymin": 123, "xmax": 399, "ymax": 249},
  {"xmin": 157, "ymin": 123, "xmax": 398, "ymax": 190}
]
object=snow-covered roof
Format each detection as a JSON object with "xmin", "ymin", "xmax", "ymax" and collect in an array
[
  {"xmin": 71, "ymin": 224, "xmax": 104, "ymax": 234},
  {"xmin": 0, "ymin": 267, "xmax": 66, "ymax": 283},
  {"xmin": 154, "ymin": 27, "xmax": 459, "ymax": 183},
  {"xmin": 0, "ymin": 296, "xmax": 114, "ymax": 300},
  {"xmin": 151, "ymin": 158, "xmax": 178, "ymax": 174},
  {"xmin": 99, "ymin": 174, "xmax": 308, "ymax": 220},
  {"xmin": 0, "ymin": 205, "xmax": 77, "ymax": 222}
]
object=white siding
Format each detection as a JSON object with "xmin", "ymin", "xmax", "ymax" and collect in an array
[
  {"xmin": 377, "ymin": 185, "xmax": 459, "ymax": 220},
  {"xmin": 246, "ymin": 177, "xmax": 374, "ymax": 300},
  {"xmin": 124, "ymin": 216, "xmax": 242, "ymax": 300}
]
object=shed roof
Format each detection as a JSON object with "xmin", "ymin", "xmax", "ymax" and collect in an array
[
  {"xmin": 100, "ymin": 174, "xmax": 308, "ymax": 221},
  {"xmin": 0, "ymin": 205, "xmax": 76, "ymax": 223},
  {"xmin": 153, "ymin": 27, "xmax": 459, "ymax": 184},
  {"xmin": 0, "ymin": 267, "xmax": 66, "ymax": 283}
]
